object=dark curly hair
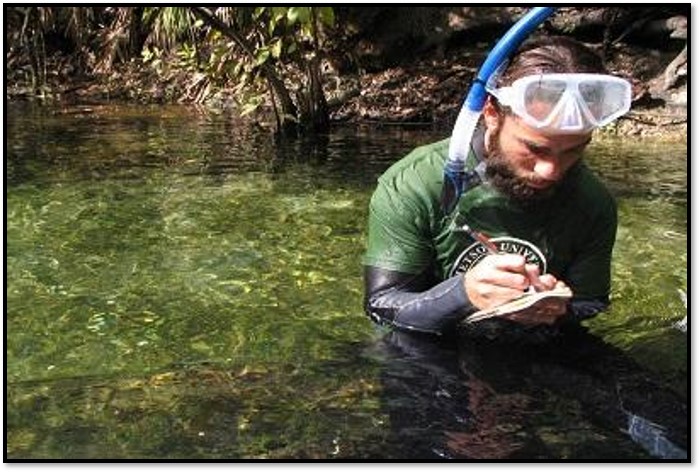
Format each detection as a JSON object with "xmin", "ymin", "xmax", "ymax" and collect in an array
[{"xmin": 495, "ymin": 35, "xmax": 608, "ymax": 87}]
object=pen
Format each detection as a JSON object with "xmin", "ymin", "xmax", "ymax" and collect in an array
[{"xmin": 454, "ymin": 222, "xmax": 500, "ymax": 254}]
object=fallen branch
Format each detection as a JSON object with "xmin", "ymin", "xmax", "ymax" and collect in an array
[{"xmin": 621, "ymin": 114, "xmax": 686, "ymax": 127}]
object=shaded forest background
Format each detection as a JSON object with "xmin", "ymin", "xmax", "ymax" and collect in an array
[{"xmin": 6, "ymin": 6, "xmax": 688, "ymax": 137}]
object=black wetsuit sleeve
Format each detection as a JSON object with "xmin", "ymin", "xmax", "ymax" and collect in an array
[
  {"xmin": 364, "ymin": 265, "xmax": 610, "ymax": 335},
  {"xmin": 364, "ymin": 265, "xmax": 476, "ymax": 335},
  {"xmin": 568, "ymin": 297, "xmax": 609, "ymax": 321}
]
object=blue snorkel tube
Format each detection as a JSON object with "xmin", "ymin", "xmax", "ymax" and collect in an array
[{"xmin": 440, "ymin": 7, "xmax": 556, "ymax": 215}]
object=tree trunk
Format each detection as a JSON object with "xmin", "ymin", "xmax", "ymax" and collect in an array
[
  {"xmin": 23, "ymin": 8, "xmax": 46, "ymax": 95},
  {"xmin": 127, "ymin": 7, "xmax": 150, "ymax": 59},
  {"xmin": 303, "ymin": 55, "xmax": 330, "ymax": 132},
  {"xmin": 304, "ymin": 8, "xmax": 330, "ymax": 133},
  {"xmin": 190, "ymin": 6, "xmax": 298, "ymax": 134}
]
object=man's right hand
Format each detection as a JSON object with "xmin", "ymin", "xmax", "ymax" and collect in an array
[{"xmin": 463, "ymin": 253, "xmax": 558, "ymax": 311}]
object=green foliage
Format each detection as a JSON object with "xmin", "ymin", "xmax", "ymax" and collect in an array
[
  {"xmin": 239, "ymin": 95, "xmax": 265, "ymax": 116},
  {"xmin": 141, "ymin": 46, "xmax": 164, "ymax": 72},
  {"xmin": 215, "ymin": 6, "xmax": 335, "ymax": 127},
  {"xmin": 176, "ymin": 43, "xmax": 198, "ymax": 71},
  {"xmin": 146, "ymin": 6, "xmax": 199, "ymax": 50},
  {"xmin": 6, "ymin": 6, "xmax": 337, "ymax": 129}
]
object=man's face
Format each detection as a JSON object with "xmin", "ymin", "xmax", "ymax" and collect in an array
[{"xmin": 485, "ymin": 113, "xmax": 592, "ymax": 204}]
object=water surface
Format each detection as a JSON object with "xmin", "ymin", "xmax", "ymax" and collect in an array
[{"xmin": 6, "ymin": 103, "xmax": 687, "ymax": 460}]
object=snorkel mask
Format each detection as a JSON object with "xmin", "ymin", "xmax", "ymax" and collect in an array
[{"xmin": 486, "ymin": 73, "xmax": 632, "ymax": 134}]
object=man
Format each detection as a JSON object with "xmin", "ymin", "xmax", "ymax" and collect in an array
[{"xmin": 363, "ymin": 36, "xmax": 632, "ymax": 336}]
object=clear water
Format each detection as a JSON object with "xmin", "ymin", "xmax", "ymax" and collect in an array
[{"xmin": 6, "ymin": 103, "xmax": 687, "ymax": 460}]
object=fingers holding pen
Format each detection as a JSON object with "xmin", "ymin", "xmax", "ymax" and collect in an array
[
  {"xmin": 464, "ymin": 254, "xmax": 531, "ymax": 309},
  {"xmin": 482, "ymin": 254, "xmax": 533, "ymax": 288},
  {"xmin": 524, "ymin": 263, "xmax": 550, "ymax": 291}
]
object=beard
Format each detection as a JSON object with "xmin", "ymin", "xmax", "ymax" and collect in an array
[{"xmin": 484, "ymin": 139, "xmax": 559, "ymax": 206}]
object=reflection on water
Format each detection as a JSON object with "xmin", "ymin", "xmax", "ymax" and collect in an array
[
  {"xmin": 6, "ymin": 103, "xmax": 686, "ymax": 460},
  {"xmin": 368, "ymin": 327, "xmax": 687, "ymax": 460}
]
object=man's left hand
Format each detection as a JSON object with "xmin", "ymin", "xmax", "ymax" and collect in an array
[{"xmin": 503, "ymin": 280, "xmax": 571, "ymax": 326}]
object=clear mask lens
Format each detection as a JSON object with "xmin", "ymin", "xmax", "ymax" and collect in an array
[
  {"xmin": 523, "ymin": 79, "xmax": 567, "ymax": 121},
  {"xmin": 578, "ymin": 79, "xmax": 630, "ymax": 123}
]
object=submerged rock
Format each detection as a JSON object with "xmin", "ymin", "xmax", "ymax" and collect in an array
[{"xmin": 673, "ymin": 289, "xmax": 687, "ymax": 333}]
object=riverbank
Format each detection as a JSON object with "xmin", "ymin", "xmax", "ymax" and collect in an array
[
  {"xmin": 324, "ymin": 43, "xmax": 687, "ymax": 141},
  {"xmin": 6, "ymin": 44, "xmax": 686, "ymax": 141}
]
